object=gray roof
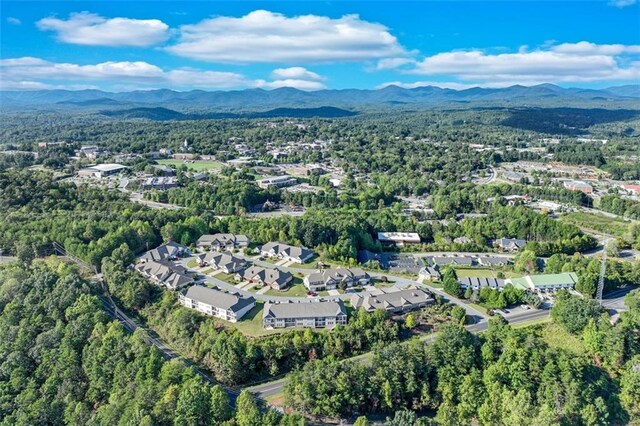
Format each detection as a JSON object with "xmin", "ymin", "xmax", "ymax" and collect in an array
[
  {"xmin": 496, "ymin": 238, "xmax": 527, "ymax": 249},
  {"xmin": 306, "ymin": 268, "xmax": 369, "ymax": 285},
  {"xmin": 426, "ymin": 256, "xmax": 475, "ymax": 266},
  {"xmin": 239, "ymin": 266, "xmax": 292, "ymax": 287},
  {"xmin": 458, "ymin": 276, "xmax": 505, "ymax": 289},
  {"xmin": 198, "ymin": 252, "xmax": 247, "ymax": 270},
  {"xmin": 352, "ymin": 286, "xmax": 433, "ymax": 311},
  {"xmin": 260, "ymin": 242, "xmax": 314, "ymax": 260},
  {"xmin": 478, "ymin": 257, "xmax": 509, "ymax": 266},
  {"xmin": 136, "ymin": 260, "xmax": 192, "ymax": 289},
  {"xmin": 182, "ymin": 285, "xmax": 255, "ymax": 312},
  {"xmin": 263, "ymin": 300, "xmax": 347, "ymax": 320},
  {"xmin": 141, "ymin": 241, "xmax": 187, "ymax": 262},
  {"xmin": 197, "ymin": 233, "xmax": 250, "ymax": 247}
]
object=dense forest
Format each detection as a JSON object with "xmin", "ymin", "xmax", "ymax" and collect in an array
[
  {"xmin": 0, "ymin": 260, "xmax": 306, "ymax": 425},
  {"xmin": 286, "ymin": 291, "xmax": 640, "ymax": 424}
]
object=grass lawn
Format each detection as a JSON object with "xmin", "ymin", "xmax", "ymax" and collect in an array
[
  {"xmin": 214, "ymin": 272, "xmax": 238, "ymax": 284},
  {"xmin": 186, "ymin": 259, "xmax": 198, "ymax": 268},
  {"xmin": 560, "ymin": 211, "xmax": 633, "ymax": 239},
  {"xmin": 201, "ymin": 268, "xmax": 214, "ymax": 275},
  {"xmin": 156, "ymin": 159, "xmax": 223, "ymax": 171},
  {"xmin": 265, "ymin": 278, "xmax": 309, "ymax": 298},
  {"xmin": 511, "ymin": 315, "xmax": 552, "ymax": 329},
  {"xmin": 220, "ymin": 302, "xmax": 284, "ymax": 337},
  {"xmin": 293, "ymin": 259, "xmax": 323, "ymax": 269}
]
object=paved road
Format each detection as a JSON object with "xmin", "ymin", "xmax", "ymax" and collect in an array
[{"xmin": 248, "ymin": 307, "xmax": 550, "ymax": 399}]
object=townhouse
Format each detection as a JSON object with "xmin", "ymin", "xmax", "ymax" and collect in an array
[
  {"xmin": 236, "ymin": 266, "xmax": 293, "ymax": 291},
  {"xmin": 260, "ymin": 242, "xmax": 314, "ymax": 264},
  {"xmin": 458, "ymin": 277, "xmax": 505, "ymax": 292},
  {"xmin": 303, "ymin": 268, "xmax": 370, "ymax": 292},
  {"xmin": 196, "ymin": 233, "xmax": 250, "ymax": 251},
  {"xmin": 135, "ymin": 260, "xmax": 193, "ymax": 290},
  {"xmin": 350, "ymin": 286, "xmax": 434, "ymax": 313},
  {"xmin": 140, "ymin": 241, "xmax": 189, "ymax": 263},
  {"xmin": 197, "ymin": 252, "xmax": 247, "ymax": 273},
  {"xmin": 179, "ymin": 285, "xmax": 256, "ymax": 322},
  {"xmin": 262, "ymin": 300, "xmax": 348, "ymax": 329}
]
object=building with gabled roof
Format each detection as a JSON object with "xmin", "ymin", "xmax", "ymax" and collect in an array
[
  {"xmin": 350, "ymin": 286, "xmax": 434, "ymax": 313},
  {"xmin": 236, "ymin": 266, "xmax": 293, "ymax": 290},
  {"xmin": 377, "ymin": 232, "xmax": 421, "ymax": 246},
  {"xmin": 260, "ymin": 242, "xmax": 314, "ymax": 264},
  {"xmin": 303, "ymin": 268, "xmax": 370, "ymax": 291},
  {"xmin": 135, "ymin": 260, "xmax": 193, "ymax": 290},
  {"xmin": 179, "ymin": 285, "xmax": 255, "ymax": 322},
  {"xmin": 263, "ymin": 300, "xmax": 347, "ymax": 329},
  {"xmin": 458, "ymin": 277, "xmax": 505, "ymax": 292},
  {"xmin": 495, "ymin": 238, "xmax": 527, "ymax": 252},
  {"xmin": 197, "ymin": 252, "xmax": 247, "ymax": 273},
  {"xmin": 196, "ymin": 233, "xmax": 250, "ymax": 251},
  {"xmin": 140, "ymin": 241, "xmax": 188, "ymax": 263}
]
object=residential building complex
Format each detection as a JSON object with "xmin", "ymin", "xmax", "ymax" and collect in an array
[
  {"xmin": 179, "ymin": 285, "xmax": 256, "ymax": 322},
  {"xmin": 197, "ymin": 252, "xmax": 247, "ymax": 273},
  {"xmin": 196, "ymin": 233, "xmax": 250, "ymax": 251},
  {"xmin": 506, "ymin": 272, "xmax": 578, "ymax": 292},
  {"xmin": 260, "ymin": 242, "xmax": 314, "ymax": 263},
  {"xmin": 303, "ymin": 268, "xmax": 370, "ymax": 291},
  {"xmin": 262, "ymin": 300, "xmax": 348, "ymax": 329},
  {"xmin": 136, "ymin": 260, "xmax": 193, "ymax": 290},
  {"xmin": 350, "ymin": 286, "xmax": 434, "ymax": 313},
  {"xmin": 236, "ymin": 266, "xmax": 293, "ymax": 290},
  {"xmin": 140, "ymin": 241, "xmax": 188, "ymax": 263}
]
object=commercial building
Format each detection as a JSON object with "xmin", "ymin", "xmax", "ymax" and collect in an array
[
  {"xmin": 262, "ymin": 300, "xmax": 348, "ymax": 329},
  {"xmin": 257, "ymin": 175, "xmax": 298, "ymax": 189},
  {"xmin": 377, "ymin": 232, "xmax": 421, "ymax": 246},
  {"xmin": 563, "ymin": 180, "xmax": 593, "ymax": 195},
  {"xmin": 142, "ymin": 176, "xmax": 178, "ymax": 191},
  {"xmin": 77, "ymin": 163, "xmax": 127, "ymax": 178},
  {"xmin": 350, "ymin": 286, "xmax": 434, "ymax": 313},
  {"xmin": 179, "ymin": 285, "xmax": 256, "ymax": 322}
]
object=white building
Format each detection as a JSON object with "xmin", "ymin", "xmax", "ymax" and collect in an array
[{"xmin": 179, "ymin": 285, "xmax": 256, "ymax": 322}]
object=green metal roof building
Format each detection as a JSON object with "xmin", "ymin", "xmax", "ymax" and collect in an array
[{"xmin": 506, "ymin": 272, "xmax": 578, "ymax": 292}]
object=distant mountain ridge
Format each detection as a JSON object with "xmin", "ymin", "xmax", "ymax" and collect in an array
[
  {"xmin": 99, "ymin": 106, "xmax": 357, "ymax": 120},
  {"xmin": 1, "ymin": 84, "xmax": 639, "ymax": 112}
]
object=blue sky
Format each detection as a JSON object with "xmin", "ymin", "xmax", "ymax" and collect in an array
[{"xmin": 1, "ymin": 1, "xmax": 639, "ymax": 91}]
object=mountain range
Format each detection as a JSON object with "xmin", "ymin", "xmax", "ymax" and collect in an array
[{"xmin": 1, "ymin": 84, "xmax": 638, "ymax": 114}]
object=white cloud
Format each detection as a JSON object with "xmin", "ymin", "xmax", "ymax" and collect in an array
[
  {"xmin": 257, "ymin": 79, "xmax": 327, "ymax": 91},
  {"xmin": 270, "ymin": 67, "xmax": 325, "ymax": 81},
  {"xmin": 0, "ymin": 57, "xmax": 328, "ymax": 91},
  {"xmin": 609, "ymin": 0, "xmax": 637, "ymax": 7},
  {"xmin": 375, "ymin": 57, "xmax": 415, "ymax": 70},
  {"xmin": 6, "ymin": 17, "xmax": 21, "ymax": 25},
  {"xmin": 406, "ymin": 43, "xmax": 640, "ymax": 85},
  {"xmin": 166, "ymin": 10, "xmax": 406, "ymax": 63},
  {"xmin": 551, "ymin": 41, "xmax": 640, "ymax": 56},
  {"xmin": 37, "ymin": 12, "xmax": 169, "ymax": 47}
]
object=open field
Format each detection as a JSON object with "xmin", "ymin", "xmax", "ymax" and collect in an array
[
  {"xmin": 560, "ymin": 211, "xmax": 633, "ymax": 238},
  {"xmin": 537, "ymin": 322, "xmax": 588, "ymax": 356},
  {"xmin": 156, "ymin": 159, "xmax": 224, "ymax": 171}
]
